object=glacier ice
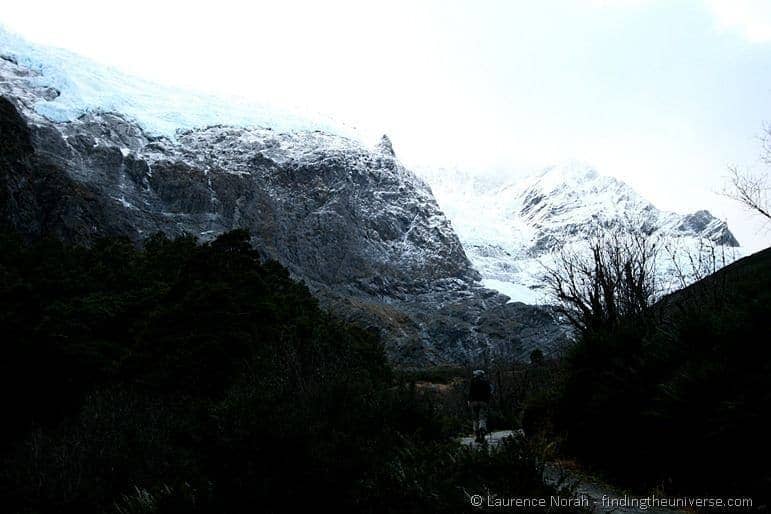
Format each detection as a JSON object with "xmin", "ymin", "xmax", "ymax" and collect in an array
[{"xmin": 0, "ymin": 25, "xmax": 355, "ymax": 140}]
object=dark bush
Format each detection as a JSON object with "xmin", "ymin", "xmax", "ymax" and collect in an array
[
  {"xmin": 0, "ymin": 231, "xmax": 557, "ymax": 513},
  {"xmin": 553, "ymin": 248, "xmax": 771, "ymax": 502}
]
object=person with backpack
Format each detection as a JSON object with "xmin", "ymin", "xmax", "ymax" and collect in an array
[{"xmin": 468, "ymin": 369, "xmax": 492, "ymax": 443}]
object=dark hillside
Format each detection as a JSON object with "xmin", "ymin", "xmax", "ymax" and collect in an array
[
  {"xmin": 549, "ymin": 246, "xmax": 771, "ymax": 503},
  {"xmin": 0, "ymin": 230, "xmax": 558, "ymax": 513}
]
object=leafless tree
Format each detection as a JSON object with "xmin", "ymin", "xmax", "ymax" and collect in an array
[
  {"xmin": 660, "ymin": 237, "xmax": 737, "ymax": 311},
  {"xmin": 722, "ymin": 126, "xmax": 771, "ymax": 222},
  {"xmin": 543, "ymin": 228, "xmax": 660, "ymax": 335},
  {"xmin": 723, "ymin": 165, "xmax": 770, "ymax": 221},
  {"xmin": 662, "ymin": 237, "xmax": 734, "ymax": 290}
]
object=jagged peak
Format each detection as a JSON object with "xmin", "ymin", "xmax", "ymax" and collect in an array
[
  {"xmin": 376, "ymin": 134, "xmax": 396, "ymax": 157},
  {"xmin": 676, "ymin": 210, "xmax": 739, "ymax": 247}
]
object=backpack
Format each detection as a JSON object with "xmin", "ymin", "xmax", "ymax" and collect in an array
[{"xmin": 469, "ymin": 376, "xmax": 491, "ymax": 402}]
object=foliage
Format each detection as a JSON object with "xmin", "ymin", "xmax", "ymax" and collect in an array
[
  {"xmin": 0, "ymin": 230, "xmax": 555, "ymax": 513},
  {"xmin": 550, "ymin": 246, "xmax": 771, "ymax": 502},
  {"xmin": 358, "ymin": 437, "xmax": 566, "ymax": 514},
  {"xmin": 396, "ymin": 366, "xmax": 467, "ymax": 385}
]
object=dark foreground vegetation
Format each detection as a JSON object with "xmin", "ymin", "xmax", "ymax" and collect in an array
[
  {"xmin": 525, "ymin": 244, "xmax": 771, "ymax": 508},
  {"xmin": 0, "ymin": 230, "xmax": 560, "ymax": 514}
]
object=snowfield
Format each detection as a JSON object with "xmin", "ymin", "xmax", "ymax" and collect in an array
[
  {"xmin": 418, "ymin": 162, "xmax": 742, "ymax": 303},
  {"xmin": 0, "ymin": 25, "xmax": 354, "ymax": 139}
]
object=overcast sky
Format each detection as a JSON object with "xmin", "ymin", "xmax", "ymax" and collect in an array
[{"xmin": 2, "ymin": 0, "xmax": 770, "ymax": 251}]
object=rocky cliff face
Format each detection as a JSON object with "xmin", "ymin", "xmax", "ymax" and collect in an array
[{"xmin": 0, "ymin": 49, "xmax": 568, "ymax": 365}]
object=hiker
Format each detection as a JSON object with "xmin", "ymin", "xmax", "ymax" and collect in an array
[{"xmin": 468, "ymin": 369, "xmax": 492, "ymax": 443}]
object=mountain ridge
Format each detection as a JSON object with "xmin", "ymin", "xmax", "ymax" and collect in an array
[
  {"xmin": 418, "ymin": 162, "xmax": 741, "ymax": 303},
  {"xmin": 0, "ymin": 36, "xmax": 569, "ymax": 365}
]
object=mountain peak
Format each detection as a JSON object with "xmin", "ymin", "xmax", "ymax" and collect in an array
[
  {"xmin": 376, "ymin": 134, "xmax": 396, "ymax": 157},
  {"xmin": 419, "ymin": 163, "xmax": 742, "ymax": 303}
]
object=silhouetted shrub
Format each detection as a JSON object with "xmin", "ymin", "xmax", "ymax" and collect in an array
[
  {"xmin": 553, "ymin": 248, "xmax": 771, "ymax": 502},
  {"xmin": 0, "ymin": 231, "xmax": 556, "ymax": 513}
]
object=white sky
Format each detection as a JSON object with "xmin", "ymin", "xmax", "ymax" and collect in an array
[{"xmin": 2, "ymin": 0, "xmax": 770, "ymax": 251}]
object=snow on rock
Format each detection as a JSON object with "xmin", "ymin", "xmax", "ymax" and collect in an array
[
  {"xmin": 419, "ymin": 162, "xmax": 742, "ymax": 303},
  {"xmin": 0, "ymin": 29, "xmax": 571, "ymax": 365},
  {"xmin": 375, "ymin": 134, "xmax": 396, "ymax": 157}
]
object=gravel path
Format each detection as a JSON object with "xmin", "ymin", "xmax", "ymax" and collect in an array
[{"xmin": 460, "ymin": 430, "xmax": 684, "ymax": 514}]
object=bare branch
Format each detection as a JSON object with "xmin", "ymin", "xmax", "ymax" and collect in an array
[
  {"xmin": 543, "ymin": 227, "xmax": 660, "ymax": 335},
  {"xmin": 722, "ymin": 165, "xmax": 771, "ymax": 222}
]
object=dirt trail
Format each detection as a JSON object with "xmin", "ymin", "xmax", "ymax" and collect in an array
[{"xmin": 460, "ymin": 430, "xmax": 685, "ymax": 514}]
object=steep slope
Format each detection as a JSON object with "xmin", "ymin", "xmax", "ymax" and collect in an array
[
  {"xmin": 0, "ymin": 31, "xmax": 569, "ymax": 365},
  {"xmin": 419, "ymin": 163, "xmax": 741, "ymax": 303},
  {"xmin": 552, "ymin": 245, "xmax": 771, "ymax": 502}
]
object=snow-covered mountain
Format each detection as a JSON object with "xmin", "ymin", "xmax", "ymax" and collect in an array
[
  {"xmin": 0, "ymin": 26, "xmax": 569, "ymax": 365},
  {"xmin": 4, "ymin": 25, "xmax": 734, "ymax": 363},
  {"xmin": 0, "ymin": 26, "xmax": 356, "ymax": 139},
  {"xmin": 419, "ymin": 162, "xmax": 741, "ymax": 303}
]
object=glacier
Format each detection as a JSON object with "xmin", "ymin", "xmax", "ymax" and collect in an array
[{"xmin": 0, "ymin": 25, "xmax": 354, "ymax": 140}]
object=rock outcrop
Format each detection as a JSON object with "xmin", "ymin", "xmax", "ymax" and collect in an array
[{"xmin": 0, "ymin": 52, "xmax": 569, "ymax": 366}]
